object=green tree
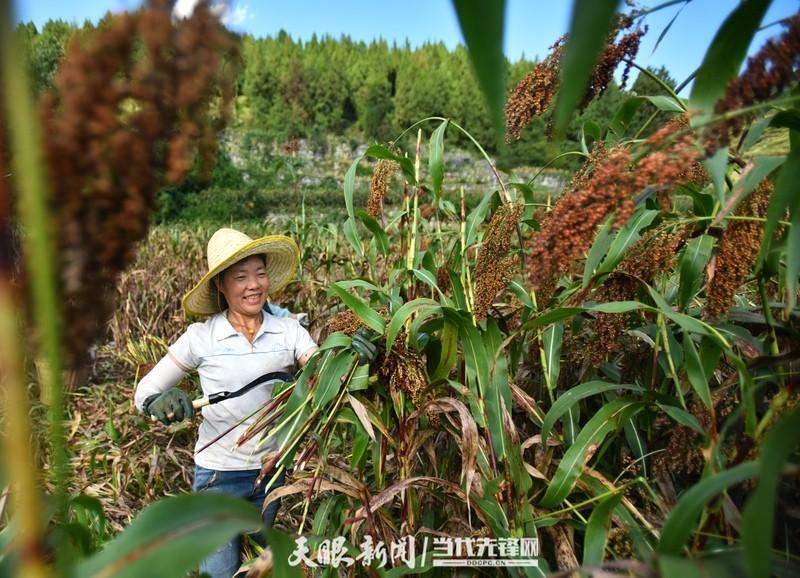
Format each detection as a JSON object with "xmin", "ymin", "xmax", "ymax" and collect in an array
[{"xmin": 29, "ymin": 19, "xmax": 74, "ymax": 93}]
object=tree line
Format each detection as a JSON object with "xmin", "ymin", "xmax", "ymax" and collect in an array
[{"xmin": 18, "ymin": 18, "xmax": 676, "ymax": 167}]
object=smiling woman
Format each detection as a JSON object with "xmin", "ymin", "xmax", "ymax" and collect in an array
[{"xmin": 133, "ymin": 227, "xmax": 319, "ymax": 578}]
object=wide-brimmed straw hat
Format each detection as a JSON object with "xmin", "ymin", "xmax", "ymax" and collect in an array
[{"xmin": 182, "ymin": 228, "xmax": 299, "ymax": 316}]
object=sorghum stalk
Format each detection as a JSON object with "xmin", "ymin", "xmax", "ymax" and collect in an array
[
  {"xmin": 0, "ymin": 286, "xmax": 50, "ymax": 578},
  {"xmin": 1, "ymin": 1, "xmax": 67, "ymax": 572},
  {"xmin": 408, "ymin": 129, "xmax": 422, "ymax": 272},
  {"xmin": 460, "ymin": 186, "xmax": 475, "ymax": 315}
]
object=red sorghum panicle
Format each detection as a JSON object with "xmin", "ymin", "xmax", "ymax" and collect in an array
[
  {"xmin": 529, "ymin": 119, "xmax": 699, "ymax": 295},
  {"xmin": 582, "ymin": 16, "xmax": 646, "ymax": 109},
  {"xmin": 34, "ymin": 0, "xmax": 238, "ymax": 368},
  {"xmin": 528, "ymin": 144, "xmax": 634, "ymax": 291},
  {"xmin": 436, "ymin": 265, "xmax": 451, "ymax": 293},
  {"xmin": 378, "ymin": 342, "xmax": 428, "ymax": 407},
  {"xmin": 705, "ymin": 15, "xmax": 800, "ymax": 154},
  {"xmin": 473, "ymin": 255, "xmax": 518, "ymax": 322},
  {"xmin": 367, "ymin": 159, "xmax": 397, "ymax": 219},
  {"xmin": 505, "ymin": 38, "xmax": 564, "ymax": 142},
  {"xmin": 707, "ymin": 180, "xmax": 773, "ymax": 318},
  {"xmin": 323, "ymin": 309, "xmax": 364, "ymax": 337},
  {"xmin": 473, "ymin": 203, "xmax": 523, "ymax": 320},
  {"xmin": 588, "ymin": 227, "xmax": 689, "ymax": 366},
  {"xmin": 506, "ymin": 15, "xmax": 645, "ymax": 142}
]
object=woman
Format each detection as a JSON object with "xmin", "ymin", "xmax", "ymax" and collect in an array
[{"xmin": 134, "ymin": 227, "xmax": 318, "ymax": 578}]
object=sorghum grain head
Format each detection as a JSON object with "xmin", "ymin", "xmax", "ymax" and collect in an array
[
  {"xmin": 705, "ymin": 15, "xmax": 800, "ymax": 154},
  {"xmin": 473, "ymin": 203, "xmax": 523, "ymax": 320},
  {"xmin": 33, "ymin": 0, "xmax": 238, "ymax": 368},
  {"xmin": 707, "ymin": 180, "xmax": 773, "ymax": 318},
  {"xmin": 367, "ymin": 159, "xmax": 397, "ymax": 219}
]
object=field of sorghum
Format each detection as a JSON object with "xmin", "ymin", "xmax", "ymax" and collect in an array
[{"xmin": 2, "ymin": 1, "xmax": 799, "ymax": 578}]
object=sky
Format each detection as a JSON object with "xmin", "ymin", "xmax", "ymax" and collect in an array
[{"xmin": 14, "ymin": 0, "xmax": 800, "ymax": 95}]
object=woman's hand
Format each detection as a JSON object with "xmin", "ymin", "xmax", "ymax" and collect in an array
[{"xmin": 143, "ymin": 388, "xmax": 194, "ymax": 425}]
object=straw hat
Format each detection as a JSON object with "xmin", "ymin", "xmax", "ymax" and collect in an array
[{"xmin": 182, "ymin": 228, "xmax": 299, "ymax": 316}]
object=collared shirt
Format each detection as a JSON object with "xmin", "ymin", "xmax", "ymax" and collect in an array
[{"xmin": 134, "ymin": 311, "xmax": 317, "ymax": 470}]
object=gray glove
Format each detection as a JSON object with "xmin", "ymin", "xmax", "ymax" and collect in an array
[
  {"xmin": 351, "ymin": 327, "xmax": 379, "ymax": 365},
  {"xmin": 143, "ymin": 388, "xmax": 194, "ymax": 425}
]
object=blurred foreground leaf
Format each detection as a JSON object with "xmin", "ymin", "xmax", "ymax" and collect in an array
[
  {"xmin": 552, "ymin": 0, "xmax": 621, "ymax": 136},
  {"xmin": 76, "ymin": 493, "xmax": 261, "ymax": 578},
  {"xmin": 451, "ymin": 0, "xmax": 506, "ymax": 143}
]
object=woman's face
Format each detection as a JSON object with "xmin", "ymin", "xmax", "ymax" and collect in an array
[{"xmin": 217, "ymin": 255, "xmax": 269, "ymax": 317}]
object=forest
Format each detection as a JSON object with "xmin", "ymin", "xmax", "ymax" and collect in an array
[{"xmin": 15, "ymin": 14, "xmax": 675, "ymax": 166}]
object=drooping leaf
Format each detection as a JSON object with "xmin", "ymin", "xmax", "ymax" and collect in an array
[
  {"xmin": 644, "ymin": 94, "xmax": 685, "ymax": 113},
  {"xmin": 624, "ymin": 417, "xmax": 647, "ymax": 477},
  {"xmin": 646, "ymin": 284, "xmax": 720, "ymax": 341},
  {"xmin": 430, "ymin": 319, "xmax": 459, "ymax": 383},
  {"xmin": 342, "ymin": 217, "xmax": 363, "ymax": 258},
  {"xmin": 609, "ymin": 96, "xmax": 646, "ymax": 137},
  {"xmin": 412, "ymin": 268, "xmax": 446, "ymax": 301},
  {"xmin": 347, "ymin": 394, "xmax": 376, "ymax": 442},
  {"xmin": 583, "ymin": 492, "xmax": 624, "ymax": 565},
  {"xmin": 552, "ymin": 0, "xmax": 622, "ymax": 136},
  {"xmin": 683, "ymin": 332, "xmax": 713, "ymax": 409},
  {"xmin": 541, "ymin": 381, "xmax": 642, "ymax": 442},
  {"xmin": 712, "ymin": 156, "xmax": 785, "ymax": 227},
  {"xmin": 348, "ymin": 362, "xmax": 370, "ymax": 392},
  {"xmin": 76, "ymin": 494, "xmax": 261, "ymax": 578},
  {"xmin": 508, "ymin": 280, "xmax": 534, "ymax": 309},
  {"xmin": 313, "ymin": 349, "xmax": 355, "ymax": 408},
  {"xmin": 678, "ymin": 234, "xmax": 714, "ymax": 310},
  {"xmin": 366, "ymin": 144, "xmax": 415, "ymax": 184},
  {"xmin": 343, "ymin": 155, "xmax": 362, "ymax": 221},
  {"xmin": 444, "ymin": 308, "xmax": 504, "ymax": 458},
  {"xmin": 329, "ymin": 283, "xmax": 385, "ymax": 335},
  {"xmin": 520, "ymin": 307, "xmax": 584, "ymax": 331},
  {"xmin": 758, "ymin": 137, "xmax": 800, "ymax": 311},
  {"xmin": 542, "ymin": 321, "xmax": 564, "ymax": 391},
  {"xmin": 355, "ymin": 210, "xmax": 390, "ymax": 257},
  {"xmin": 588, "ymin": 301, "xmax": 643, "ymax": 314},
  {"xmin": 451, "ymin": 0, "xmax": 507, "ymax": 143},
  {"xmin": 334, "ymin": 279, "xmax": 383, "ymax": 293},
  {"xmin": 658, "ymin": 403, "xmax": 704, "ymax": 434},
  {"xmin": 597, "ymin": 208, "xmax": 659, "ymax": 275},
  {"xmin": 540, "ymin": 400, "xmax": 643, "ymax": 507},
  {"xmin": 429, "ymin": 120, "xmax": 448, "ymax": 198},
  {"xmin": 464, "ymin": 190, "xmax": 493, "ymax": 248},
  {"xmin": 743, "ymin": 406, "xmax": 800, "ymax": 578},
  {"xmin": 582, "ymin": 215, "xmax": 615, "ymax": 288},
  {"xmin": 385, "ymin": 298, "xmax": 440, "ymax": 351},
  {"xmin": 657, "ymin": 461, "xmax": 760, "ymax": 555},
  {"xmin": 704, "ymin": 147, "xmax": 729, "ymax": 203}
]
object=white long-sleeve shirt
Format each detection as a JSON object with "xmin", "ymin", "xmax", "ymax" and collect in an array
[{"xmin": 134, "ymin": 311, "xmax": 317, "ymax": 470}]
